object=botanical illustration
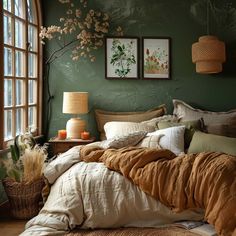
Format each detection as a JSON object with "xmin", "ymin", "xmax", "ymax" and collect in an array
[
  {"xmin": 106, "ymin": 38, "xmax": 138, "ymax": 79},
  {"xmin": 144, "ymin": 48, "xmax": 168, "ymax": 74},
  {"xmin": 143, "ymin": 38, "xmax": 170, "ymax": 79}
]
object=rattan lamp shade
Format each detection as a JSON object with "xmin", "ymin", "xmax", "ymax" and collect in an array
[
  {"xmin": 63, "ymin": 92, "xmax": 88, "ymax": 139},
  {"xmin": 192, "ymin": 35, "xmax": 226, "ymax": 74},
  {"xmin": 63, "ymin": 92, "xmax": 88, "ymax": 114}
]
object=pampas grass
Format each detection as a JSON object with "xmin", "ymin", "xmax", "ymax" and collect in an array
[
  {"xmin": 20, "ymin": 145, "xmax": 47, "ymax": 183},
  {"xmin": 2, "ymin": 144, "xmax": 47, "ymax": 183}
]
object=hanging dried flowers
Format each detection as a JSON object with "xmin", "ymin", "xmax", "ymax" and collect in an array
[{"xmin": 40, "ymin": 0, "xmax": 124, "ymax": 63}]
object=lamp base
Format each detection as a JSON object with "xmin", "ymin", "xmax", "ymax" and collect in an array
[{"xmin": 66, "ymin": 118, "xmax": 86, "ymax": 139}]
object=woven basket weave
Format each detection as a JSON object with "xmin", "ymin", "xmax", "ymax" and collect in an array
[
  {"xmin": 192, "ymin": 35, "xmax": 226, "ymax": 74},
  {"xmin": 2, "ymin": 177, "xmax": 44, "ymax": 219}
]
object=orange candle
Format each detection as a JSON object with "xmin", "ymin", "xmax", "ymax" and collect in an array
[
  {"xmin": 81, "ymin": 131, "xmax": 90, "ymax": 140},
  {"xmin": 58, "ymin": 130, "xmax": 67, "ymax": 139}
]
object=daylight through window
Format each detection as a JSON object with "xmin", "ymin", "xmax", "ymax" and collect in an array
[{"xmin": 1, "ymin": 0, "xmax": 42, "ymax": 148}]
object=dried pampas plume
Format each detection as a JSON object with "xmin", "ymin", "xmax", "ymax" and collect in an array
[{"xmin": 20, "ymin": 145, "xmax": 47, "ymax": 183}]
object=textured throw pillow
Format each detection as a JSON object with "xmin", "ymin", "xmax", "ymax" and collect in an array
[
  {"xmin": 173, "ymin": 99, "xmax": 236, "ymax": 138},
  {"xmin": 158, "ymin": 119, "xmax": 203, "ymax": 148},
  {"xmin": 140, "ymin": 115, "xmax": 178, "ymax": 128},
  {"xmin": 137, "ymin": 126, "xmax": 185, "ymax": 155},
  {"xmin": 100, "ymin": 131, "xmax": 147, "ymax": 149},
  {"xmin": 95, "ymin": 105, "xmax": 166, "ymax": 140},
  {"xmin": 136, "ymin": 135, "xmax": 163, "ymax": 149},
  {"xmin": 188, "ymin": 131, "xmax": 236, "ymax": 156},
  {"xmin": 104, "ymin": 121, "xmax": 155, "ymax": 140}
]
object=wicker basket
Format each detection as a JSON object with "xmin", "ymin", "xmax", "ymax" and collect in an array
[
  {"xmin": 192, "ymin": 35, "xmax": 226, "ymax": 74},
  {"xmin": 2, "ymin": 177, "xmax": 44, "ymax": 219}
]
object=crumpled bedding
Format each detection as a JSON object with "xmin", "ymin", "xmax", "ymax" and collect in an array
[
  {"xmin": 20, "ymin": 145, "xmax": 204, "ymax": 236},
  {"xmin": 80, "ymin": 145, "xmax": 236, "ymax": 236}
]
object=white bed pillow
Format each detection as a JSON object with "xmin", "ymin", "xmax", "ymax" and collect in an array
[
  {"xmin": 104, "ymin": 121, "xmax": 155, "ymax": 140},
  {"xmin": 137, "ymin": 126, "xmax": 185, "ymax": 155}
]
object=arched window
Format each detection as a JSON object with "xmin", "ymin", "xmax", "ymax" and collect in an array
[{"xmin": 0, "ymin": 0, "xmax": 42, "ymax": 149}]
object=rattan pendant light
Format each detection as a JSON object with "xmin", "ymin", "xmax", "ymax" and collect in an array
[{"xmin": 191, "ymin": 0, "xmax": 226, "ymax": 74}]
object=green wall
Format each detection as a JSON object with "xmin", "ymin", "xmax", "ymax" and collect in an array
[
  {"xmin": 1, "ymin": 0, "xmax": 236, "ymax": 205},
  {"xmin": 43, "ymin": 0, "xmax": 236, "ymax": 139}
]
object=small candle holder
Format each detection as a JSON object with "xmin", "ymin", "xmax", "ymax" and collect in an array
[
  {"xmin": 81, "ymin": 131, "xmax": 90, "ymax": 140},
  {"xmin": 58, "ymin": 130, "xmax": 67, "ymax": 140}
]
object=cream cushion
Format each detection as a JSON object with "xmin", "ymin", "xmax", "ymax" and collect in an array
[
  {"xmin": 136, "ymin": 135, "xmax": 163, "ymax": 149},
  {"xmin": 173, "ymin": 99, "xmax": 236, "ymax": 137},
  {"xmin": 95, "ymin": 105, "xmax": 166, "ymax": 140},
  {"xmin": 137, "ymin": 126, "xmax": 185, "ymax": 155},
  {"xmin": 104, "ymin": 121, "xmax": 155, "ymax": 140}
]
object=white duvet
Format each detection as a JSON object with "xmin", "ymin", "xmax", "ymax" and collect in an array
[{"xmin": 20, "ymin": 145, "xmax": 204, "ymax": 235}]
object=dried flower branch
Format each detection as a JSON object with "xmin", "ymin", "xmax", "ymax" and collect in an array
[{"xmin": 40, "ymin": 0, "xmax": 123, "ymax": 63}]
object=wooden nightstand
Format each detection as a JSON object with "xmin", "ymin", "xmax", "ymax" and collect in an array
[{"xmin": 49, "ymin": 137, "xmax": 96, "ymax": 156}]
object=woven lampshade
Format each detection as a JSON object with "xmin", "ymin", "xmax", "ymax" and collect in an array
[
  {"xmin": 63, "ymin": 92, "xmax": 88, "ymax": 114},
  {"xmin": 192, "ymin": 35, "xmax": 226, "ymax": 74},
  {"xmin": 62, "ymin": 92, "xmax": 88, "ymax": 139}
]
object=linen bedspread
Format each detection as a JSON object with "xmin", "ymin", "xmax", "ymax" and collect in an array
[
  {"xmin": 80, "ymin": 146, "xmax": 236, "ymax": 236},
  {"xmin": 20, "ymin": 145, "xmax": 203, "ymax": 236}
]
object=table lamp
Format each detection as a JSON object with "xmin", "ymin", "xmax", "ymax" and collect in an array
[{"xmin": 62, "ymin": 92, "xmax": 88, "ymax": 139}]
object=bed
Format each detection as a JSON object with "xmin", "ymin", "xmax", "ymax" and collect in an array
[{"xmin": 20, "ymin": 100, "xmax": 236, "ymax": 236}]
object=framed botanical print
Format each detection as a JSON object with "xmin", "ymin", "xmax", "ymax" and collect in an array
[
  {"xmin": 105, "ymin": 37, "xmax": 139, "ymax": 79},
  {"xmin": 142, "ymin": 37, "xmax": 171, "ymax": 79}
]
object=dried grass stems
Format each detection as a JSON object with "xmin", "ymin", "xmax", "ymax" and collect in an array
[
  {"xmin": 2, "ymin": 144, "xmax": 47, "ymax": 183},
  {"xmin": 20, "ymin": 145, "xmax": 47, "ymax": 183}
]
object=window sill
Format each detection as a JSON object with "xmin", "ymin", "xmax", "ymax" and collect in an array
[{"xmin": 0, "ymin": 135, "xmax": 45, "ymax": 155}]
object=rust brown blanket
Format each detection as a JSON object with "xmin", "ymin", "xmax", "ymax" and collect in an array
[{"xmin": 80, "ymin": 146, "xmax": 236, "ymax": 236}]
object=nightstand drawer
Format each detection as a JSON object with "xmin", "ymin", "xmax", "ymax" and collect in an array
[
  {"xmin": 49, "ymin": 137, "xmax": 96, "ymax": 156},
  {"xmin": 52, "ymin": 143, "xmax": 78, "ymax": 153}
]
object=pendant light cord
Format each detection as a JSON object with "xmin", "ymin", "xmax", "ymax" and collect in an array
[{"xmin": 207, "ymin": 0, "xmax": 210, "ymax": 35}]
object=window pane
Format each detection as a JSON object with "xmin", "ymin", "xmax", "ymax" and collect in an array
[
  {"xmin": 4, "ymin": 79, "xmax": 12, "ymax": 107},
  {"xmin": 15, "ymin": 50, "xmax": 25, "ymax": 77},
  {"xmin": 27, "ymin": 0, "xmax": 36, "ymax": 23},
  {"xmin": 28, "ymin": 106, "xmax": 36, "ymax": 130},
  {"xmin": 15, "ymin": 0, "xmax": 24, "ymax": 18},
  {"xmin": 28, "ymin": 80, "xmax": 36, "ymax": 104},
  {"xmin": 4, "ymin": 47, "xmax": 13, "ymax": 76},
  {"xmin": 28, "ymin": 53, "xmax": 37, "ymax": 77},
  {"xmin": 16, "ymin": 80, "xmax": 23, "ymax": 105},
  {"xmin": 16, "ymin": 109, "xmax": 23, "ymax": 135},
  {"xmin": 28, "ymin": 25, "xmax": 37, "ymax": 51},
  {"xmin": 4, "ymin": 110, "xmax": 13, "ymax": 140},
  {"xmin": 15, "ymin": 19, "xmax": 25, "ymax": 48},
  {"xmin": 3, "ymin": 0, "xmax": 12, "ymax": 12},
  {"xmin": 4, "ymin": 14, "xmax": 12, "ymax": 45}
]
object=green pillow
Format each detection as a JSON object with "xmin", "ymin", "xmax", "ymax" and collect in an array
[
  {"xmin": 158, "ymin": 120, "xmax": 203, "ymax": 148},
  {"xmin": 188, "ymin": 131, "xmax": 236, "ymax": 156}
]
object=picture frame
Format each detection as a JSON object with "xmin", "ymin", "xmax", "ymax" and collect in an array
[
  {"xmin": 142, "ymin": 37, "xmax": 171, "ymax": 79},
  {"xmin": 105, "ymin": 37, "xmax": 139, "ymax": 79}
]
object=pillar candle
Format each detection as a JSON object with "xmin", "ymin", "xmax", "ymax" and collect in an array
[
  {"xmin": 81, "ymin": 131, "xmax": 90, "ymax": 140},
  {"xmin": 58, "ymin": 130, "xmax": 67, "ymax": 139}
]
